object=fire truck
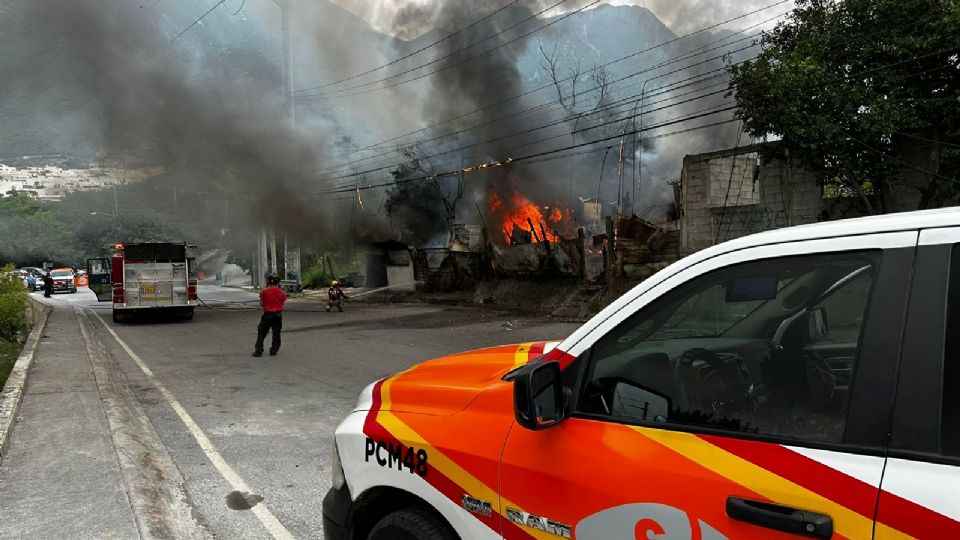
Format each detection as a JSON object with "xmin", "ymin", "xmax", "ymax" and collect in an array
[{"xmin": 87, "ymin": 242, "xmax": 198, "ymax": 323}]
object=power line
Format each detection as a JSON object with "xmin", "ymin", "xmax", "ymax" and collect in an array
[
  {"xmin": 315, "ymin": 50, "xmax": 958, "ymax": 194},
  {"xmin": 298, "ymin": 0, "xmax": 599, "ymax": 99},
  {"xmin": 304, "ymin": 1, "xmax": 789, "ymax": 162},
  {"xmin": 314, "ymin": 25, "xmax": 772, "ymax": 175},
  {"xmin": 316, "ymin": 40, "xmax": 752, "ymax": 178},
  {"xmin": 316, "ymin": 86, "xmax": 736, "ymax": 188},
  {"xmin": 315, "ymin": 74, "xmax": 740, "ymax": 187},
  {"xmin": 312, "ymin": 9, "xmax": 953, "ymax": 197},
  {"xmin": 317, "ymin": 59, "xmax": 740, "ymax": 178},
  {"xmin": 893, "ymin": 131, "xmax": 960, "ymax": 149},
  {"xmin": 173, "ymin": 0, "xmax": 226, "ymax": 40},
  {"xmin": 295, "ymin": 0, "xmax": 524, "ymax": 93},
  {"xmin": 316, "ymin": 115, "xmax": 741, "ymax": 195},
  {"xmin": 838, "ymin": 128, "xmax": 956, "ymax": 183},
  {"xmin": 352, "ymin": 24, "xmax": 764, "ymax": 155}
]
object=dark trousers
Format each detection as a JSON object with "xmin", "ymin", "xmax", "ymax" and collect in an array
[{"xmin": 255, "ymin": 312, "xmax": 282, "ymax": 354}]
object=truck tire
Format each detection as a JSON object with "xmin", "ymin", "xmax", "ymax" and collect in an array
[
  {"xmin": 181, "ymin": 307, "xmax": 194, "ymax": 320},
  {"xmin": 368, "ymin": 508, "xmax": 457, "ymax": 540},
  {"xmin": 70, "ymin": 287, "xmax": 77, "ymax": 294},
  {"xmin": 113, "ymin": 311, "xmax": 122, "ymax": 323}
]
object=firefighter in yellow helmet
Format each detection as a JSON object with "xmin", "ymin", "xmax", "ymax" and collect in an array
[{"xmin": 326, "ymin": 279, "xmax": 347, "ymax": 312}]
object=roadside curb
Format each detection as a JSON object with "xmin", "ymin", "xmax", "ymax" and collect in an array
[{"xmin": 0, "ymin": 297, "xmax": 51, "ymax": 465}]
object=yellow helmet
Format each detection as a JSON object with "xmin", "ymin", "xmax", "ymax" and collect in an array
[{"xmin": 331, "ymin": 280, "xmax": 339, "ymax": 286}]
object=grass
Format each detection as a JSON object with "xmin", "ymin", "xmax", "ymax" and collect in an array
[{"xmin": 0, "ymin": 341, "xmax": 21, "ymax": 388}]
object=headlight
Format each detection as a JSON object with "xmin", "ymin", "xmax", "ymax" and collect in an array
[{"xmin": 331, "ymin": 441, "xmax": 346, "ymax": 490}]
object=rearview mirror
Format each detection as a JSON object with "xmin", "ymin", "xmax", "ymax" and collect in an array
[
  {"xmin": 726, "ymin": 276, "xmax": 778, "ymax": 302},
  {"xmin": 514, "ymin": 361, "xmax": 565, "ymax": 430}
]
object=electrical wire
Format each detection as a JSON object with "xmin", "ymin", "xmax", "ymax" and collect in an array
[
  {"xmin": 312, "ymin": 43, "xmax": 758, "ymax": 186},
  {"xmin": 173, "ymin": 0, "xmax": 226, "ymax": 40},
  {"xmin": 295, "ymin": 0, "xmax": 524, "ymax": 94},
  {"xmin": 298, "ymin": 0, "xmax": 598, "ymax": 99},
  {"xmin": 321, "ymin": 23, "xmax": 764, "ymax": 165},
  {"xmin": 307, "ymin": 4, "xmax": 789, "ymax": 178},
  {"xmin": 313, "ymin": 32, "xmax": 768, "ymax": 179},
  {"xmin": 298, "ymin": 0, "xmax": 787, "ymax": 113},
  {"xmin": 315, "ymin": 44, "xmax": 959, "ymax": 192},
  {"xmin": 316, "ymin": 106, "xmax": 740, "ymax": 195}
]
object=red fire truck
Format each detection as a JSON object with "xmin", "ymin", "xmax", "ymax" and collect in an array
[{"xmin": 87, "ymin": 242, "xmax": 198, "ymax": 322}]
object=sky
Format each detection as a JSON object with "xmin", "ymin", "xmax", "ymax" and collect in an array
[{"xmin": 330, "ymin": 0, "xmax": 796, "ymax": 38}]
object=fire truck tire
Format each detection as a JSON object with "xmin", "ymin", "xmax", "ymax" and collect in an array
[
  {"xmin": 70, "ymin": 287, "xmax": 77, "ymax": 294},
  {"xmin": 367, "ymin": 508, "xmax": 457, "ymax": 540},
  {"xmin": 182, "ymin": 307, "xmax": 195, "ymax": 320},
  {"xmin": 113, "ymin": 311, "xmax": 123, "ymax": 323}
]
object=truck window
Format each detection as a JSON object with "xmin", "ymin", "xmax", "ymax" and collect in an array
[
  {"xmin": 942, "ymin": 244, "xmax": 960, "ymax": 456},
  {"xmin": 580, "ymin": 251, "xmax": 881, "ymax": 445}
]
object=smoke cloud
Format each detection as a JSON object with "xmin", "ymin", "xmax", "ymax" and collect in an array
[
  {"xmin": 0, "ymin": 0, "xmax": 333, "ymax": 241},
  {"xmin": 1, "ymin": 0, "xmax": 756, "ymax": 259}
]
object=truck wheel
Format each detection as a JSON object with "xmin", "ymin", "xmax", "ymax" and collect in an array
[
  {"xmin": 368, "ymin": 508, "xmax": 456, "ymax": 540},
  {"xmin": 113, "ymin": 312, "xmax": 122, "ymax": 323},
  {"xmin": 70, "ymin": 287, "xmax": 77, "ymax": 294},
  {"xmin": 182, "ymin": 307, "xmax": 194, "ymax": 320}
]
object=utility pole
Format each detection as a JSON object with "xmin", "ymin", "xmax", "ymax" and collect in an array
[
  {"xmin": 258, "ymin": 229, "xmax": 268, "ymax": 285},
  {"xmin": 261, "ymin": 0, "xmax": 301, "ymax": 288}
]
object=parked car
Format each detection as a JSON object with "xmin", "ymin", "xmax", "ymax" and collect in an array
[
  {"xmin": 324, "ymin": 208, "xmax": 960, "ymax": 540},
  {"xmin": 17, "ymin": 268, "xmax": 42, "ymax": 291}
]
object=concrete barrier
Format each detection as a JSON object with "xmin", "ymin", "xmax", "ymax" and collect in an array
[{"xmin": 0, "ymin": 297, "xmax": 51, "ymax": 464}]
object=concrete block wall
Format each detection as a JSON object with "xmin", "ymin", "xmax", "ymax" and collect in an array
[{"xmin": 680, "ymin": 145, "xmax": 841, "ymax": 254}]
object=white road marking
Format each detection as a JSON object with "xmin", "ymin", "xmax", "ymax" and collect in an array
[{"xmin": 88, "ymin": 309, "xmax": 295, "ymax": 540}]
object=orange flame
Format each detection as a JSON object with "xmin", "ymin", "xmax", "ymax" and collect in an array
[{"xmin": 491, "ymin": 191, "xmax": 570, "ymax": 244}]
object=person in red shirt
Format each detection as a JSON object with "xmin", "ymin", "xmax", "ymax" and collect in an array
[{"xmin": 253, "ymin": 274, "xmax": 288, "ymax": 357}]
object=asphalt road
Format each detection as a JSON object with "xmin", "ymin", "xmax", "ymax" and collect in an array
[{"xmin": 34, "ymin": 286, "xmax": 580, "ymax": 539}]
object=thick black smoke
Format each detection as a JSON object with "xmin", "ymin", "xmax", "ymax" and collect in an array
[
  {"xmin": 382, "ymin": 2, "xmax": 579, "ymax": 245},
  {"xmin": 0, "ymin": 0, "xmax": 331, "ymax": 240}
]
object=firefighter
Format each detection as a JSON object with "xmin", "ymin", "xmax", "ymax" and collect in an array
[
  {"xmin": 326, "ymin": 279, "xmax": 347, "ymax": 312},
  {"xmin": 43, "ymin": 272, "xmax": 53, "ymax": 298},
  {"xmin": 252, "ymin": 274, "xmax": 288, "ymax": 357}
]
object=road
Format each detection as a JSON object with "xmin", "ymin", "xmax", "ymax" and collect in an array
[{"xmin": 11, "ymin": 286, "xmax": 580, "ymax": 539}]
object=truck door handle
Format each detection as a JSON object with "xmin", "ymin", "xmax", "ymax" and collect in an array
[{"xmin": 726, "ymin": 497, "xmax": 833, "ymax": 538}]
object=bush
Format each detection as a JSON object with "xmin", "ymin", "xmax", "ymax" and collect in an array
[
  {"xmin": 301, "ymin": 266, "xmax": 330, "ymax": 289},
  {"xmin": 0, "ymin": 265, "xmax": 28, "ymax": 342},
  {"xmin": 0, "ymin": 264, "xmax": 28, "ymax": 386}
]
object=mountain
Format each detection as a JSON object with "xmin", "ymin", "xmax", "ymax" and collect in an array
[{"xmin": 518, "ymin": 4, "xmax": 679, "ymax": 90}]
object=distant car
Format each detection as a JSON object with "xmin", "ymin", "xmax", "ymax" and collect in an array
[
  {"xmin": 49, "ymin": 268, "xmax": 77, "ymax": 294},
  {"xmin": 17, "ymin": 268, "xmax": 42, "ymax": 291},
  {"xmin": 22, "ymin": 267, "xmax": 44, "ymax": 278}
]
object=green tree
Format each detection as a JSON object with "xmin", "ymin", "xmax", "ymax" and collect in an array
[
  {"xmin": 728, "ymin": 0, "xmax": 960, "ymax": 212},
  {"xmin": 0, "ymin": 194, "xmax": 81, "ymax": 266}
]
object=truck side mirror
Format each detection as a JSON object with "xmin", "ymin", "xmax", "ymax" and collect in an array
[{"xmin": 514, "ymin": 361, "xmax": 565, "ymax": 430}]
